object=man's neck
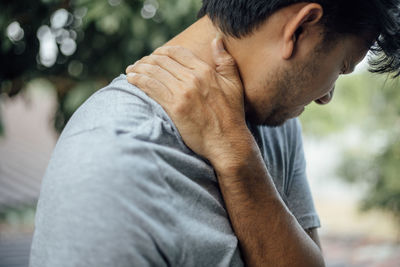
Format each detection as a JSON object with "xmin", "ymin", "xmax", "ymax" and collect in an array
[
  {"xmin": 164, "ymin": 16, "xmax": 220, "ymax": 69},
  {"xmin": 160, "ymin": 16, "xmax": 279, "ymax": 122}
]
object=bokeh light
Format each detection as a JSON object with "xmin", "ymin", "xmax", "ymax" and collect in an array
[
  {"xmin": 6, "ymin": 21, "xmax": 24, "ymax": 42},
  {"xmin": 50, "ymin": 9, "xmax": 69, "ymax": 29},
  {"xmin": 108, "ymin": 0, "xmax": 122, "ymax": 7},
  {"xmin": 37, "ymin": 25, "xmax": 58, "ymax": 67},
  {"xmin": 68, "ymin": 60, "xmax": 84, "ymax": 77},
  {"xmin": 141, "ymin": 0, "xmax": 159, "ymax": 19},
  {"xmin": 35, "ymin": 8, "xmax": 83, "ymax": 67},
  {"xmin": 60, "ymin": 38, "xmax": 77, "ymax": 56}
]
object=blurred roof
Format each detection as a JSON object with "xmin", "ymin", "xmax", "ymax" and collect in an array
[
  {"xmin": 0, "ymin": 233, "xmax": 32, "ymax": 267},
  {"xmin": 0, "ymin": 88, "xmax": 57, "ymax": 211}
]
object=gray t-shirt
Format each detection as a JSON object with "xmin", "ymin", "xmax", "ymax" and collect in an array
[{"xmin": 30, "ymin": 75, "xmax": 320, "ymax": 267}]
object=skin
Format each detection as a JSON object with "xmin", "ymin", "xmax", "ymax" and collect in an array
[
  {"xmin": 223, "ymin": 3, "xmax": 369, "ymax": 126},
  {"xmin": 129, "ymin": 3, "xmax": 368, "ymax": 127},
  {"xmin": 125, "ymin": 3, "xmax": 371, "ymax": 267}
]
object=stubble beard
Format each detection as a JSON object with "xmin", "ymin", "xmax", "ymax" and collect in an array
[
  {"xmin": 253, "ymin": 69, "xmax": 297, "ymax": 127},
  {"xmin": 252, "ymin": 53, "xmax": 320, "ymax": 127}
]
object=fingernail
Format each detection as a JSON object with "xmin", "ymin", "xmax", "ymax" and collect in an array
[
  {"xmin": 125, "ymin": 65, "xmax": 132, "ymax": 73},
  {"xmin": 216, "ymin": 38, "xmax": 224, "ymax": 52},
  {"xmin": 127, "ymin": 72, "xmax": 136, "ymax": 78},
  {"xmin": 214, "ymin": 32, "xmax": 225, "ymax": 52}
]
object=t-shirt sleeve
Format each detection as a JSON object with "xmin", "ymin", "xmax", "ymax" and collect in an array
[
  {"xmin": 285, "ymin": 119, "xmax": 321, "ymax": 230},
  {"xmin": 29, "ymin": 124, "xmax": 177, "ymax": 267}
]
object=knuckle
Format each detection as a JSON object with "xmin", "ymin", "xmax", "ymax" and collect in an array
[
  {"xmin": 160, "ymin": 46, "xmax": 175, "ymax": 56},
  {"xmin": 172, "ymin": 46, "xmax": 183, "ymax": 53},
  {"xmin": 172, "ymin": 101, "xmax": 188, "ymax": 115},
  {"xmin": 128, "ymin": 74, "xmax": 142, "ymax": 87},
  {"xmin": 154, "ymin": 46, "xmax": 163, "ymax": 54},
  {"xmin": 151, "ymin": 54, "xmax": 166, "ymax": 64},
  {"xmin": 187, "ymin": 74, "xmax": 201, "ymax": 89},
  {"xmin": 181, "ymin": 88, "xmax": 193, "ymax": 100},
  {"xmin": 145, "ymin": 77, "xmax": 159, "ymax": 89},
  {"xmin": 168, "ymin": 46, "xmax": 184, "ymax": 56},
  {"xmin": 148, "ymin": 54, "xmax": 158, "ymax": 63},
  {"xmin": 200, "ymin": 66, "xmax": 213, "ymax": 78},
  {"xmin": 126, "ymin": 62, "xmax": 139, "ymax": 72},
  {"xmin": 154, "ymin": 64, "xmax": 165, "ymax": 75},
  {"xmin": 141, "ymin": 56, "xmax": 150, "ymax": 63}
]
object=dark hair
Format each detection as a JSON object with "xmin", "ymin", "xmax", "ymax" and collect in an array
[{"xmin": 198, "ymin": 0, "xmax": 400, "ymax": 77}]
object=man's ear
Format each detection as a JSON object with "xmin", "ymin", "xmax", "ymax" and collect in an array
[{"xmin": 282, "ymin": 3, "xmax": 323, "ymax": 60}]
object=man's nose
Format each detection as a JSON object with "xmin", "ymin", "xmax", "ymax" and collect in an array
[{"xmin": 315, "ymin": 86, "xmax": 335, "ymax": 105}]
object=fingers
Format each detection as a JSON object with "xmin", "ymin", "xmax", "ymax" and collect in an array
[
  {"xmin": 127, "ymin": 62, "xmax": 177, "ymax": 90},
  {"xmin": 211, "ymin": 34, "xmax": 240, "ymax": 79},
  {"xmin": 127, "ymin": 54, "xmax": 191, "ymax": 82},
  {"xmin": 153, "ymin": 46, "xmax": 209, "ymax": 71},
  {"xmin": 126, "ymin": 72, "xmax": 171, "ymax": 103},
  {"xmin": 150, "ymin": 48, "xmax": 218, "ymax": 90}
]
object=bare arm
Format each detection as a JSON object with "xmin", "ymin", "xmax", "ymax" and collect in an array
[
  {"xmin": 209, "ymin": 134, "xmax": 324, "ymax": 267},
  {"xmin": 125, "ymin": 38, "xmax": 325, "ymax": 267}
]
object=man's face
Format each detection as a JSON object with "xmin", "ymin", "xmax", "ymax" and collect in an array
[{"xmin": 244, "ymin": 35, "xmax": 370, "ymax": 127}]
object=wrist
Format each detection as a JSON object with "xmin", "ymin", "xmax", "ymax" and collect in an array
[{"xmin": 206, "ymin": 127, "xmax": 259, "ymax": 173}]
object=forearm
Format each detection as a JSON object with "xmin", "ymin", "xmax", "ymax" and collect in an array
[{"xmin": 210, "ymin": 131, "xmax": 325, "ymax": 267}]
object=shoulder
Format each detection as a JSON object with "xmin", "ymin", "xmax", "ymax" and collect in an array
[
  {"xmin": 32, "ymin": 76, "xmax": 183, "ymax": 266},
  {"xmin": 55, "ymin": 75, "xmax": 190, "ymax": 158},
  {"xmin": 40, "ymin": 75, "xmax": 189, "ymax": 211},
  {"xmin": 41, "ymin": 75, "xmax": 169, "ymax": 196},
  {"xmin": 39, "ymin": 74, "xmax": 183, "ymax": 201},
  {"xmin": 60, "ymin": 74, "xmax": 176, "ymax": 140}
]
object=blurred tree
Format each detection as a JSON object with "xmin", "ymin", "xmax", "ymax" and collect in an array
[
  {"xmin": 301, "ymin": 70, "xmax": 400, "ymax": 226},
  {"xmin": 339, "ymin": 77, "xmax": 400, "ymax": 225},
  {"xmin": 0, "ymin": 0, "xmax": 201, "ymax": 133}
]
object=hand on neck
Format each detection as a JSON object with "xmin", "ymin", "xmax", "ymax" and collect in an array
[{"xmin": 158, "ymin": 15, "xmax": 279, "ymax": 124}]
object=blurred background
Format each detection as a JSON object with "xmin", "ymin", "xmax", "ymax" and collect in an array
[{"xmin": 0, "ymin": 0, "xmax": 399, "ymax": 266}]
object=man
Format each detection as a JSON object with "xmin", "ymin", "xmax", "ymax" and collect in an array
[{"xmin": 30, "ymin": 1, "xmax": 399, "ymax": 266}]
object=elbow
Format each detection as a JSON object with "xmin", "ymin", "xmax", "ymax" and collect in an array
[
  {"xmin": 313, "ymin": 259, "xmax": 326, "ymax": 267},
  {"xmin": 304, "ymin": 255, "xmax": 326, "ymax": 267},
  {"xmin": 313, "ymin": 248, "xmax": 326, "ymax": 267},
  {"xmin": 318, "ymin": 257, "xmax": 326, "ymax": 267},
  {"xmin": 294, "ymin": 251, "xmax": 325, "ymax": 267}
]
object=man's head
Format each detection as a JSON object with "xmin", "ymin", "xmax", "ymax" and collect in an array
[{"xmin": 198, "ymin": 0, "xmax": 400, "ymax": 126}]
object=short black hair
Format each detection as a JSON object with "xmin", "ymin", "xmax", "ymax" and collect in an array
[{"xmin": 198, "ymin": 0, "xmax": 400, "ymax": 77}]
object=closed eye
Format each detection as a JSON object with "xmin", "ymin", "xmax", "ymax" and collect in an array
[
  {"xmin": 341, "ymin": 62, "xmax": 354, "ymax": 75},
  {"xmin": 340, "ymin": 63, "xmax": 348, "ymax": 75}
]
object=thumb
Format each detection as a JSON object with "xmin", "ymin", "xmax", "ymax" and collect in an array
[{"xmin": 212, "ymin": 34, "xmax": 240, "ymax": 80}]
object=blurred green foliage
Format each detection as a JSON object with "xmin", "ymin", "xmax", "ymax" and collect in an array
[
  {"xmin": 0, "ymin": 0, "xmax": 201, "ymax": 132},
  {"xmin": 301, "ymin": 71, "xmax": 400, "ymax": 221}
]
